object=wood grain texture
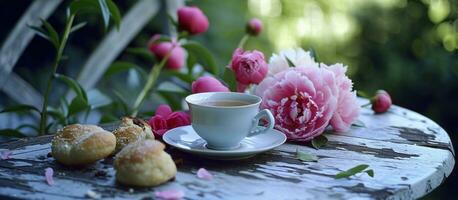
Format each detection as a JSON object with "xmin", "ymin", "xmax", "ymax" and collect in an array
[
  {"xmin": 0, "ymin": 100, "xmax": 454, "ymax": 200},
  {"xmin": 0, "ymin": 0, "xmax": 61, "ymax": 107}
]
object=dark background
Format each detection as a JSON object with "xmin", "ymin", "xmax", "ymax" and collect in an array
[{"xmin": 0, "ymin": 0, "xmax": 457, "ymax": 199}]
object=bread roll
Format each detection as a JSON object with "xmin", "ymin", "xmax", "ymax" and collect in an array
[
  {"xmin": 113, "ymin": 117, "xmax": 154, "ymax": 153},
  {"xmin": 51, "ymin": 124, "xmax": 116, "ymax": 165},
  {"xmin": 114, "ymin": 140, "xmax": 176, "ymax": 187}
]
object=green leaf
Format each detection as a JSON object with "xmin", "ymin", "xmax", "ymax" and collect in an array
[
  {"xmin": 99, "ymin": 114, "xmax": 119, "ymax": 124},
  {"xmin": 70, "ymin": 0, "xmax": 99, "ymax": 15},
  {"xmin": 104, "ymin": 61, "xmax": 140, "ymax": 78},
  {"xmin": 222, "ymin": 67, "xmax": 237, "ymax": 92},
  {"xmin": 311, "ymin": 135, "xmax": 328, "ymax": 149},
  {"xmin": 357, "ymin": 90, "xmax": 371, "ymax": 98},
  {"xmin": 0, "ymin": 104, "xmax": 40, "ymax": 114},
  {"xmin": 54, "ymin": 74, "xmax": 88, "ymax": 103},
  {"xmin": 285, "ymin": 56, "xmax": 295, "ymax": 67},
  {"xmin": 182, "ymin": 41, "xmax": 218, "ymax": 75},
  {"xmin": 16, "ymin": 124, "xmax": 39, "ymax": 132},
  {"xmin": 70, "ymin": 0, "xmax": 121, "ymax": 30},
  {"xmin": 40, "ymin": 19, "xmax": 60, "ymax": 49},
  {"xmin": 113, "ymin": 90, "xmax": 130, "ymax": 114},
  {"xmin": 105, "ymin": 0, "xmax": 121, "ymax": 30},
  {"xmin": 70, "ymin": 21, "xmax": 87, "ymax": 33},
  {"xmin": 296, "ymin": 148, "xmax": 318, "ymax": 162},
  {"xmin": 28, "ymin": 25, "xmax": 52, "ymax": 42},
  {"xmin": 68, "ymin": 97, "xmax": 89, "ymax": 116},
  {"xmin": 87, "ymin": 89, "xmax": 112, "ymax": 109},
  {"xmin": 167, "ymin": 13, "xmax": 178, "ymax": 29},
  {"xmin": 365, "ymin": 169, "xmax": 374, "ymax": 177},
  {"xmin": 187, "ymin": 53, "xmax": 197, "ymax": 75},
  {"xmin": 335, "ymin": 164, "xmax": 370, "ymax": 179},
  {"xmin": 352, "ymin": 119, "xmax": 366, "ymax": 128},
  {"xmin": 126, "ymin": 47, "xmax": 155, "ymax": 62},
  {"xmin": 308, "ymin": 48, "xmax": 319, "ymax": 62},
  {"xmin": 0, "ymin": 129, "xmax": 26, "ymax": 138},
  {"xmin": 164, "ymin": 70, "xmax": 195, "ymax": 84},
  {"xmin": 157, "ymin": 81, "xmax": 187, "ymax": 94},
  {"xmin": 47, "ymin": 107, "xmax": 66, "ymax": 123},
  {"xmin": 97, "ymin": 0, "xmax": 111, "ymax": 30}
]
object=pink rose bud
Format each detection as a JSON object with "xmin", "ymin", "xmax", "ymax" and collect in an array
[
  {"xmin": 149, "ymin": 115, "xmax": 168, "ymax": 137},
  {"xmin": 166, "ymin": 111, "xmax": 191, "ymax": 129},
  {"xmin": 191, "ymin": 76, "xmax": 230, "ymax": 93},
  {"xmin": 246, "ymin": 18, "xmax": 262, "ymax": 36},
  {"xmin": 148, "ymin": 35, "xmax": 185, "ymax": 70},
  {"xmin": 177, "ymin": 6, "xmax": 209, "ymax": 35},
  {"xmin": 371, "ymin": 90, "xmax": 392, "ymax": 113},
  {"xmin": 230, "ymin": 48, "xmax": 268, "ymax": 85}
]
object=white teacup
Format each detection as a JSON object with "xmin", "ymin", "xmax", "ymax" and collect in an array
[{"xmin": 185, "ymin": 92, "xmax": 274, "ymax": 150}]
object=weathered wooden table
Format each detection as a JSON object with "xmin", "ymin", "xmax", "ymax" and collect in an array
[{"xmin": 0, "ymin": 101, "xmax": 455, "ymax": 200}]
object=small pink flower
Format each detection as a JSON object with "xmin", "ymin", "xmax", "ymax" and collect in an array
[
  {"xmin": 149, "ymin": 115, "xmax": 168, "ymax": 137},
  {"xmin": 155, "ymin": 189, "xmax": 184, "ymax": 200},
  {"xmin": 156, "ymin": 104, "xmax": 173, "ymax": 117},
  {"xmin": 196, "ymin": 168, "xmax": 213, "ymax": 180},
  {"xmin": 230, "ymin": 48, "xmax": 268, "ymax": 85},
  {"xmin": 255, "ymin": 66, "xmax": 338, "ymax": 141},
  {"xmin": 148, "ymin": 35, "xmax": 185, "ymax": 70},
  {"xmin": 45, "ymin": 167, "xmax": 54, "ymax": 186},
  {"xmin": 1, "ymin": 150, "xmax": 12, "ymax": 160},
  {"xmin": 372, "ymin": 90, "xmax": 392, "ymax": 113},
  {"xmin": 246, "ymin": 18, "xmax": 262, "ymax": 36},
  {"xmin": 166, "ymin": 112, "xmax": 191, "ymax": 130},
  {"xmin": 325, "ymin": 63, "xmax": 360, "ymax": 132},
  {"xmin": 177, "ymin": 6, "xmax": 209, "ymax": 35},
  {"xmin": 149, "ymin": 105, "xmax": 191, "ymax": 138},
  {"xmin": 191, "ymin": 76, "xmax": 229, "ymax": 93}
]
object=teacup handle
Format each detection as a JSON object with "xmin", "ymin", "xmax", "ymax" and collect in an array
[{"xmin": 248, "ymin": 109, "xmax": 275, "ymax": 137}]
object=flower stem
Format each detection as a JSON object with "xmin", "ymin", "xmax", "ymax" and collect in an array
[
  {"xmin": 39, "ymin": 14, "xmax": 75, "ymax": 135},
  {"xmin": 237, "ymin": 34, "xmax": 250, "ymax": 49},
  {"xmin": 131, "ymin": 49, "xmax": 173, "ymax": 117},
  {"xmin": 361, "ymin": 102, "xmax": 372, "ymax": 108}
]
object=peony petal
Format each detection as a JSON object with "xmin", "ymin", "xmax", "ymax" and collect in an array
[
  {"xmin": 155, "ymin": 189, "xmax": 184, "ymax": 200},
  {"xmin": 45, "ymin": 167, "xmax": 54, "ymax": 185},
  {"xmin": 1, "ymin": 150, "xmax": 12, "ymax": 160},
  {"xmin": 196, "ymin": 168, "xmax": 213, "ymax": 180}
]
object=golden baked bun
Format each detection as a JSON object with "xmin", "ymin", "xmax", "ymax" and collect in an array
[
  {"xmin": 113, "ymin": 117, "xmax": 154, "ymax": 153},
  {"xmin": 114, "ymin": 139, "xmax": 176, "ymax": 187},
  {"xmin": 51, "ymin": 124, "xmax": 116, "ymax": 165}
]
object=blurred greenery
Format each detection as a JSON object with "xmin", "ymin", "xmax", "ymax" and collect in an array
[{"xmin": 0, "ymin": 0, "xmax": 457, "ymax": 198}]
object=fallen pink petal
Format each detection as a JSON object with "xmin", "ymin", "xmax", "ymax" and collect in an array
[
  {"xmin": 1, "ymin": 150, "xmax": 12, "ymax": 160},
  {"xmin": 45, "ymin": 167, "xmax": 54, "ymax": 186},
  {"xmin": 197, "ymin": 168, "xmax": 213, "ymax": 180},
  {"xmin": 154, "ymin": 189, "xmax": 184, "ymax": 200}
]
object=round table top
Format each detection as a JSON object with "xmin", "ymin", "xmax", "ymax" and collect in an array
[{"xmin": 0, "ymin": 99, "xmax": 454, "ymax": 200}]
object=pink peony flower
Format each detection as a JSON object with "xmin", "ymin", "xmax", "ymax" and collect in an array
[
  {"xmin": 372, "ymin": 90, "xmax": 392, "ymax": 113},
  {"xmin": 149, "ymin": 104, "xmax": 191, "ymax": 137},
  {"xmin": 196, "ymin": 168, "xmax": 213, "ymax": 180},
  {"xmin": 155, "ymin": 189, "xmax": 184, "ymax": 200},
  {"xmin": 191, "ymin": 76, "xmax": 229, "ymax": 93},
  {"xmin": 255, "ymin": 66, "xmax": 338, "ymax": 141},
  {"xmin": 325, "ymin": 63, "xmax": 360, "ymax": 132},
  {"xmin": 177, "ymin": 6, "xmax": 209, "ymax": 35},
  {"xmin": 246, "ymin": 18, "xmax": 262, "ymax": 36},
  {"xmin": 230, "ymin": 48, "xmax": 268, "ymax": 85},
  {"xmin": 148, "ymin": 35, "xmax": 185, "ymax": 70}
]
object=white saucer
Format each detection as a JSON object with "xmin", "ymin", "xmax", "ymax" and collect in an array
[{"xmin": 163, "ymin": 125, "xmax": 286, "ymax": 160}]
